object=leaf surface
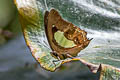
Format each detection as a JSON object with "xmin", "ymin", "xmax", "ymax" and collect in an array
[
  {"xmin": 14, "ymin": 0, "xmax": 120, "ymax": 80},
  {"xmin": 14, "ymin": 0, "xmax": 61, "ymax": 71}
]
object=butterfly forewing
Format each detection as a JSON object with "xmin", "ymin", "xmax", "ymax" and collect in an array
[{"xmin": 44, "ymin": 9, "xmax": 92, "ymax": 59}]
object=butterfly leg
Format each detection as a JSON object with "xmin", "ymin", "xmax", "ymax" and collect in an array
[
  {"xmin": 66, "ymin": 53, "xmax": 74, "ymax": 59},
  {"xmin": 50, "ymin": 51, "xmax": 61, "ymax": 67}
]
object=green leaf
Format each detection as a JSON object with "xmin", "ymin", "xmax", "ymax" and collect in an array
[
  {"xmin": 43, "ymin": 0, "xmax": 120, "ymax": 69},
  {"xmin": 99, "ymin": 64, "xmax": 120, "ymax": 80},
  {"xmin": 14, "ymin": 0, "xmax": 61, "ymax": 71},
  {"xmin": 14, "ymin": 0, "xmax": 120, "ymax": 80}
]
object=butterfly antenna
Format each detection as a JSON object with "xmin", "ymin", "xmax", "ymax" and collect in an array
[{"xmin": 44, "ymin": 0, "xmax": 48, "ymax": 11}]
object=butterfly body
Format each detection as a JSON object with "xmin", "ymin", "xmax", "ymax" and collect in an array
[{"xmin": 44, "ymin": 9, "xmax": 92, "ymax": 60}]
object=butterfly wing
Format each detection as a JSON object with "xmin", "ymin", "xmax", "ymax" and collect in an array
[{"xmin": 44, "ymin": 9, "xmax": 92, "ymax": 59}]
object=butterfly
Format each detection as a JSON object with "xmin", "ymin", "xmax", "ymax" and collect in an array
[{"xmin": 44, "ymin": 9, "xmax": 92, "ymax": 60}]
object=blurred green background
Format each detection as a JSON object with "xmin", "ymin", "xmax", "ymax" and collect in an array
[{"xmin": 0, "ymin": 0, "xmax": 21, "ymax": 45}]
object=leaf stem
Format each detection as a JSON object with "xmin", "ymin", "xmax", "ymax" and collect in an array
[{"xmin": 62, "ymin": 57, "xmax": 99, "ymax": 73}]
